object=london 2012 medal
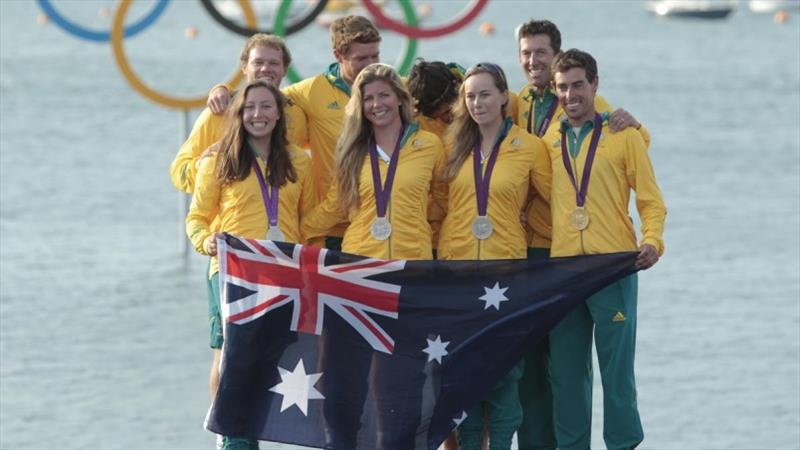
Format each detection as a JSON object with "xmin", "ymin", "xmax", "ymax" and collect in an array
[
  {"xmin": 371, "ymin": 217, "xmax": 392, "ymax": 241},
  {"xmin": 471, "ymin": 215, "xmax": 493, "ymax": 240},
  {"xmin": 267, "ymin": 226, "xmax": 285, "ymax": 241},
  {"xmin": 569, "ymin": 207, "xmax": 590, "ymax": 231}
]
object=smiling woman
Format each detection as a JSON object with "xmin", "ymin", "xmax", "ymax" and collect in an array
[{"xmin": 184, "ymin": 78, "xmax": 316, "ymax": 450}]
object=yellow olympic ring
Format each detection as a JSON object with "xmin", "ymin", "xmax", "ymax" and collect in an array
[{"xmin": 111, "ymin": 0, "xmax": 257, "ymax": 109}]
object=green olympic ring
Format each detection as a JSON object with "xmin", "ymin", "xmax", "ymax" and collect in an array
[{"xmin": 272, "ymin": 0, "xmax": 418, "ymax": 83}]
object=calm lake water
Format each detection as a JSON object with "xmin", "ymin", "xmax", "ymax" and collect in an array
[{"xmin": 1, "ymin": 1, "xmax": 798, "ymax": 449}]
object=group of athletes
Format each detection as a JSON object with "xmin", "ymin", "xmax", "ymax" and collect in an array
[{"xmin": 170, "ymin": 15, "xmax": 667, "ymax": 450}]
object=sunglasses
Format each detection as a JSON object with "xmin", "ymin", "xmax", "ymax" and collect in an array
[{"xmin": 465, "ymin": 62, "xmax": 508, "ymax": 85}]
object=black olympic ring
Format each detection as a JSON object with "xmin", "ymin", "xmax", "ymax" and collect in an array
[{"xmin": 200, "ymin": 0, "xmax": 329, "ymax": 37}]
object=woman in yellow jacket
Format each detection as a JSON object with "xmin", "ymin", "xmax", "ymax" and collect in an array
[
  {"xmin": 300, "ymin": 63, "xmax": 445, "ymax": 450},
  {"xmin": 186, "ymin": 79, "xmax": 315, "ymax": 450},
  {"xmin": 301, "ymin": 63, "xmax": 446, "ymax": 260},
  {"xmin": 437, "ymin": 63, "xmax": 550, "ymax": 450}
]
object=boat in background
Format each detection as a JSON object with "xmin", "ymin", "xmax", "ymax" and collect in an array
[
  {"xmin": 645, "ymin": 0, "xmax": 737, "ymax": 19},
  {"xmin": 748, "ymin": 0, "xmax": 800, "ymax": 12}
]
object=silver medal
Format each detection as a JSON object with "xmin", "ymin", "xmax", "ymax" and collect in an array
[
  {"xmin": 471, "ymin": 216, "xmax": 493, "ymax": 240},
  {"xmin": 370, "ymin": 217, "xmax": 392, "ymax": 241},
  {"xmin": 267, "ymin": 226, "xmax": 285, "ymax": 242}
]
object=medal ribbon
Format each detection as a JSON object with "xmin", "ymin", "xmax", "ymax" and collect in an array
[
  {"xmin": 526, "ymin": 90, "xmax": 559, "ymax": 137},
  {"xmin": 369, "ymin": 125, "xmax": 406, "ymax": 219},
  {"xmin": 472, "ymin": 124, "xmax": 510, "ymax": 216},
  {"xmin": 252, "ymin": 159, "xmax": 279, "ymax": 228},
  {"xmin": 560, "ymin": 113, "xmax": 603, "ymax": 208}
]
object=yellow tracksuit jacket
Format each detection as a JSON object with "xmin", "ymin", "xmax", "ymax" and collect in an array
[
  {"xmin": 437, "ymin": 123, "xmax": 551, "ymax": 260},
  {"xmin": 516, "ymin": 85, "xmax": 651, "ymax": 249},
  {"xmin": 301, "ymin": 127, "xmax": 446, "ymax": 260},
  {"xmin": 186, "ymin": 146, "xmax": 316, "ymax": 276},
  {"xmin": 545, "ymin": 118, "xmax": 666, "ymax": 257}
]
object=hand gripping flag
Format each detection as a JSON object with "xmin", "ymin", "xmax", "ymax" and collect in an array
[{"xmin": 206, "ymin": 234, "xmax": 638, "ymax": 450}]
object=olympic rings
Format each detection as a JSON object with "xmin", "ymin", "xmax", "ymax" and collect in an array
[
  {"xmin": 200, "ymin": 0, "xmax": 328, "ymax": 38},
  {"xmin": 36, "ymin": 0, "xmax": 169, "ymax": 43},
  {"xmin": 362, "ymin": 0, "xmax": 488, "ymax": 39},
  {"xmin": 46, "ymin": 0, "xmax": 485, "ymax": 109},
  {"xmin": 272, "ymin": 0, "xmax": 418, "ymax": 83},
  {"xmin": 110, "ymin": 0, "xmax": 258, "ymax": 109}
]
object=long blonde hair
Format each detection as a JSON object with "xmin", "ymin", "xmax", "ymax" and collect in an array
[
  {"xmin": 336, "ymin": 63, "xmax": 413, "ymax": 215},
  {"xmin": 443, "ymin": 63, "xmax": 509, "ymax": 181},
  {"xmin": 215, "ymin": 79, "xmax": 296, "ymax": 187}
]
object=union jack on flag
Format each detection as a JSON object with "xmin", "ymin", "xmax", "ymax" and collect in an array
[{"xmin": 219, "ymin": 235, "xmax": 406, "ymax": 353}]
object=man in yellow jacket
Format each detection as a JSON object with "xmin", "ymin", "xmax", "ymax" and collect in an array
[
  {"xmin": 513, "ymin": 19, "xmax": 653, "ymax": 450},
  {"xmin": 546, "ymin": 49, "xmax": 666, "ymax": 450},
  {"xmin": 169, "ymin": 34, "xmax": 307, "ymax": 194},
  {"xmin": 207, "ymin": 16, "xmax": 382, "ymax": 251}
]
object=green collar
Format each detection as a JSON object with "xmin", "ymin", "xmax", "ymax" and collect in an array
[
  {"xmin": 560, "ymin": 112, "xmax": 609, "ymax": 158},
  {"xmin": 324, "ymin": 62, "xmax": 351, "ymax": 96}
]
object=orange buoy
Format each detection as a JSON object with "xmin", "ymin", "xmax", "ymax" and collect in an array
[
  {"xmin": 479, "ymin": 22, "xmax": 495, "ymax": 36},
  {"xmin": 418, "ymin": 3, "xmax": 433, "ymax": 16},
  {"xmin": 774, "ymin": 10, "xmax": 789, "ymax": 23},
  {"xmin": 36, "ymin": 13, "xmax": 49, "ymax": 25},
  {"xmin": 185, "ymin": 26, "xmax": 199, "ymax": 39}
]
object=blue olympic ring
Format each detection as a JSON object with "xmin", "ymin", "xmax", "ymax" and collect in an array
[{"xmin": 37, "ymin": 0, "xmax": 170, "ymax": 42}]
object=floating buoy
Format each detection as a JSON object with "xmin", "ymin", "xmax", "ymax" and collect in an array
[
  {"xmin": 185, "ymin": 26, "xmax": 199, "ymax": 39},
  {"xmin": 98, "ymin": 6, "xmax": 111, "ymax": 19},
  {"xmin": 479, "ymin": 22, "xmax": 495, "ymax": 36},
  {"xmin": 36, "ymin": 12, "xmax": 48, "ymax": 25},
  {"xmin": 418, "ymin": 3, "xmax": 433, "ymax": 16},
  {"xmin": 774, "ymin": 10, "xmax": 789, "ymax": 23}
]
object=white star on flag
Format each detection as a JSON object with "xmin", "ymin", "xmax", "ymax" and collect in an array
[
  {"xmin": 268, "ymin": 359, "xmax": 324, "ymax": 416},
  {"xmin": 478, "ymin": 282, "xmax": 509, "ymax": 310},
  {"xmin": 422, "ymin": 335, "xmax": 450, "ymax": 364},
  {"xmin": 453, "ymin": 411, "xmax": 468, "ymax": 426}
]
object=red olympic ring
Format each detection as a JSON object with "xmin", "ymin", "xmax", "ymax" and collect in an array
[{"xmin": 362, "ymin": 0, "xmax": 489, "ymax": 39}]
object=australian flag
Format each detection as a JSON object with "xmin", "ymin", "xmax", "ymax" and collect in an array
[{"xmin": 205, "ymin": 233, "xmax": 638, "ymax": 449}]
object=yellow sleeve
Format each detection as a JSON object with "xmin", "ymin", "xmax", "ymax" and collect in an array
[
  {"xmin": 427, "ymin": 137, "xmax": 449, "ymax": 226},
  {"xmin": 596, "ymin": 95, "xmax": 651, "ymax": 149},
  {"xmin": 185, "ymin": 157, "xmax": 221, "ymax": 255},
  {"xmin": 507, "ymin": 91, "xmax": 519, "ymax": 122},
  {"xmin": 282, "ymin": 87, "xmax": 310, "ymax": 149},
  {"xmin": 169, "ymin": 108, "xmax": 219, "ymax": 193},
  {"xmin": 529, "ymin": 137, "xmax": 552, "ymax": 202},
  {"xmin": 637, "ymin": 124, "xmax": 651, "ymax": 149},
  {"xmin": 300, "ymin": 179, "xmax": 345, "ymax": 241},
  {"xmin": 624, "ymin": 131, "xmax": 667, "ymax": 255}
]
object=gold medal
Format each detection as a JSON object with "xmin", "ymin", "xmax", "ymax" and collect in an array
[{"xmin": 569, "ymin": 207, "xmax": 589, "ymax": 231}]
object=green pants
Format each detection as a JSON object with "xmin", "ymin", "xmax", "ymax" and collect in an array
[
  {"xmin": 217, "ymin": 436, "xmax": 259, "ymax": 450},
  {"xmin": 208, "ymin": 272, "xmax": 224, "ymax": 349},
  {"xmin": 457, "ymin": 362, "xmax": 524, "ymax": 450},
  {"xmin": 549, "ymin": 274, "xmax": 643, "ymax": 450},
  {"xmin": 517, "ymin": 248, "xmax": 556, "ymax": 450}
]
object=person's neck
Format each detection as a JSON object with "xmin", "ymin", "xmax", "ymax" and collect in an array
[
  {"xmin": 373, "ymin": 119, "xmax": 403, "ymax": 156},
  {"xmin": 567, "ymin": 109, "xmax": 596, "ymax": 129},
  {"xmin": 531, "ymin": 82, "xmax": 549, "ymax": 96},
  {"xmin": 478, "ymin": 117, "xmax": 503, "ymax": 156},
  {"xmin": 248, "ymin": 136, "xmax": 270, "ymax": 160}
]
